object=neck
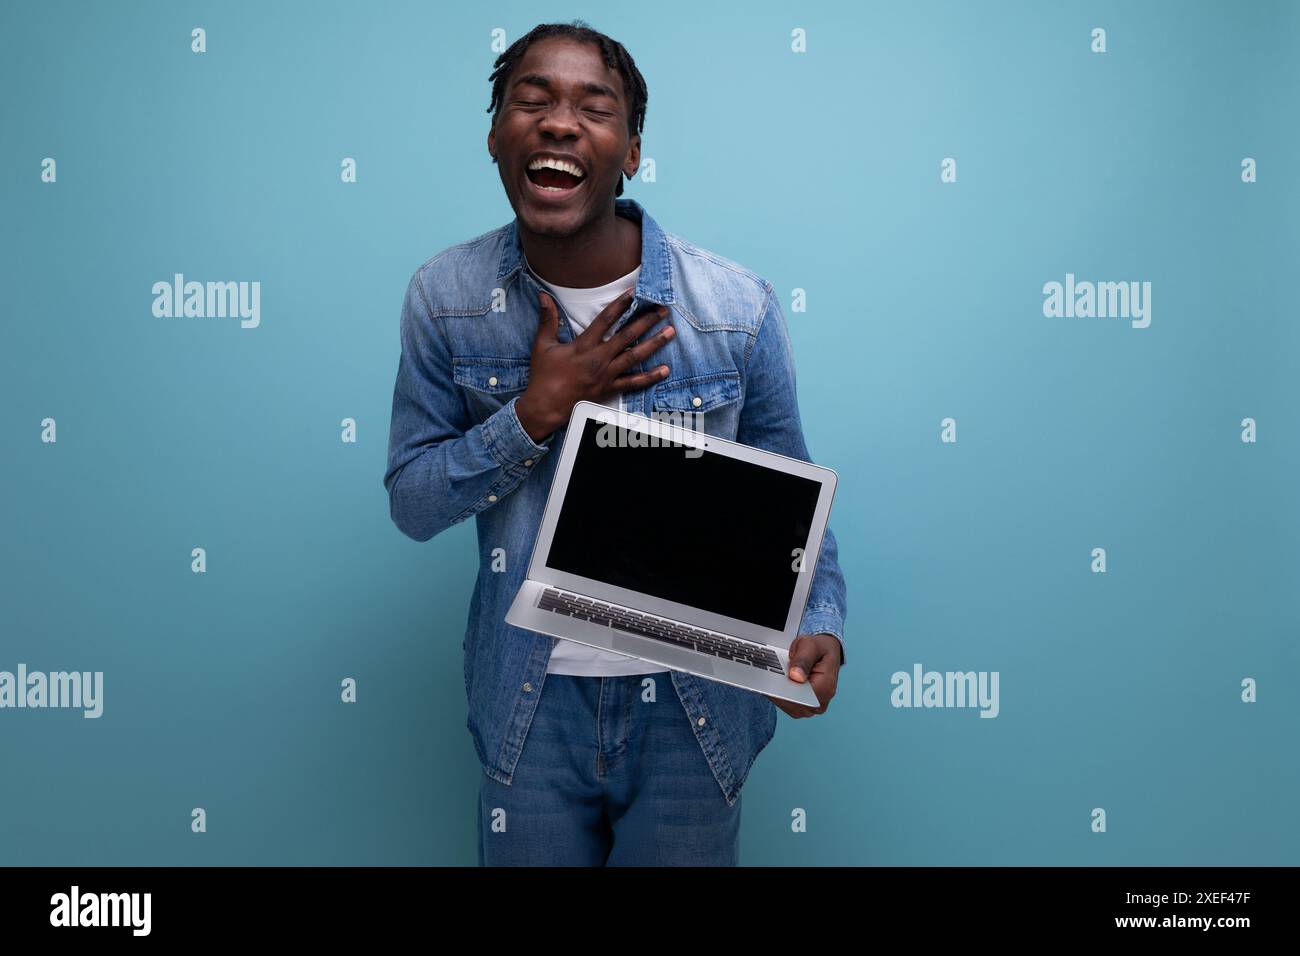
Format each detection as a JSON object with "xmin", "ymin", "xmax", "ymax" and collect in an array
[{"xmin": 519, "ymin": 204, "xmax": 641, "ymax": 288}]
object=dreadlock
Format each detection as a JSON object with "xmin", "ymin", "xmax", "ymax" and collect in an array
[{"xmin": 487, "ymin": 20, "xmax": 647, "ymax": 197}]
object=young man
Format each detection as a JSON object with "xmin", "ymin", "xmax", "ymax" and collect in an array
[{"xmin": 383, "ymin": 21, "xmax": 847, "ymax": 866}]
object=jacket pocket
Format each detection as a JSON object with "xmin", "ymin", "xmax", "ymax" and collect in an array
[
  {"xmin": 452, "ymin": 357, "xmax": 530, "ymax": 422},
  {"xmin": 650, "ymin": 369, "xmax": 742, "ymax": 438}
]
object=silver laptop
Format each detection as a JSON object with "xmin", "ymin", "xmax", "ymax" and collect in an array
[{"xmin": 505, "ymin": 401, "xmax": 838, "ymax": 707}]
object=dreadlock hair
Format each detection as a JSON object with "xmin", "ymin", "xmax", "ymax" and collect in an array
[{"xmin": 487, "ymin": 20, "xmax": 647, "ymax": 197}]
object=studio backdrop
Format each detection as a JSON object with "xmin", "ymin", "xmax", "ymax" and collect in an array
[{"xmin": 2, "ymin": 0, "xmax": 1297, "ymax": 865}]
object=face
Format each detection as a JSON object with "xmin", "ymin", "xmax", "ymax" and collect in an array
[{"xmin": 488, "ymin": 36, "xmax": 640, "ymax": 237}]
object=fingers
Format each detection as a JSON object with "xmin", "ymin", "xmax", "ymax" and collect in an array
[
  {"xmin": 609, "ymin": 304, "xmax": 668, "ymax": 351},
  {"xmin": 609, "ymin": 323, "xmax": 674, "ymax": 377},
  {"xmin": 578, "ymin": 287, "xmax": 635, "ymax": 345},
  {"xmin": 609, "ymin": 365, "xmax": 671, "ymax": 394}
]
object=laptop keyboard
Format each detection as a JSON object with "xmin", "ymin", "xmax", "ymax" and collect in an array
[{"xmin": 537, "ymin": 588, "xmax": 785, "ymax": 674}]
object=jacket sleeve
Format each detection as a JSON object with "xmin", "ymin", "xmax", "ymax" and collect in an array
[
  {"xmin": 383, "ymin": 270, "xmax": 554, "ymax": 542},
  {"xmin": 735, "ymin": 284, "xmax": 849, "ymax": 665}
]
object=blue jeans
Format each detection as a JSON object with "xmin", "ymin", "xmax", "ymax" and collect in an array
[{"xmin": 476, "ymin": 672, "xmax": 742, "ymax": 866}]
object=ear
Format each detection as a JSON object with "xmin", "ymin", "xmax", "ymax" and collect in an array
[
  {"xmin": 623, "ymin": 133, "xmax": 641, "ymax": 180},
  {"xmin": 487, "ymin": 125, "xmax": 496, "ymax": 160}
]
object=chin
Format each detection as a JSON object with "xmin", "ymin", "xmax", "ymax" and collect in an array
[
  {"xmin": 515, "ymin": 199, "xmax": 589, "ymax": 237},
  {"xmin": 525, "ymin": 215, "xmax": 584, "ymax": 238}
]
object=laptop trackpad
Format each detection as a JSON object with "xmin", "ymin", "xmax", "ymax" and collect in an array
[{"xmin": 611, "ymin": 632, "xmax": 712, "ymax": 675}]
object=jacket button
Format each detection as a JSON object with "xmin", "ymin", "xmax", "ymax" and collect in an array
[
  {"xmin": 522, "ymin": 682, "xmax": 533, "ymax": 693},
  {"xmin": 488, "ymin": 494, "xmax": 498, "ymax": 502},
  {"xmin": 523, "ymin": 459, "xmax": 533, "ymax": 467},
  {"xmin": 488, "ymin": 376, "xmax": 498, "ymax": 387},
  {"xmin": 697, "ymin": 716, "xmax": 706, "ymax": 727},
  {"xmin": 691, "ymin": 396, "xmax": 703, "ymax": 408}
]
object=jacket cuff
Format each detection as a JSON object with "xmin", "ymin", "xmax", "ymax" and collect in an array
[
  {"xmin": 482, "ymin": 396, "xmax": 553, "ymax": 468},
  {"xmin": 799, "ymin": 603, "xmax": 846, "ymax": 666}
]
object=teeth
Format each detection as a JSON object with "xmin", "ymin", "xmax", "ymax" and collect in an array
[{"xmin": 527, "ymin": 156, "xmax": 585, "ymax": 179}]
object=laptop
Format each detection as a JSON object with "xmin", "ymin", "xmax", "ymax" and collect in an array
[{"xmin": 505, "ymin": 400, "xmax": 839, "ymax": 707}]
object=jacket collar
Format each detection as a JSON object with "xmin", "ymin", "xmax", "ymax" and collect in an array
[{"xmin": 495, "ymin": 197, "xmax": 675, "ymax": 308}]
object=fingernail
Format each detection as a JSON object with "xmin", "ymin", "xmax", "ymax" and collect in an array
[{"xmin": 664, "ymin": 325, "xmax": 674, "ymax": 337}]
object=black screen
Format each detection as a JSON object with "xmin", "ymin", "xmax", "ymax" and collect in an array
[{"xmin": 545, "ymin": 420, "xmax": 822, "ymax": 630}]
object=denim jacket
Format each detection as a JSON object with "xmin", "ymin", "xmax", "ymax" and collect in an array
[{"xmin": 384, "ymin": 198, "xmax": 847, "ymax": 806}]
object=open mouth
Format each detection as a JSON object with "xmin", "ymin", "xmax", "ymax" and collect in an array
[{"xmin": 525, "ymin": 157, "xmax": 586, "ymax": 198}]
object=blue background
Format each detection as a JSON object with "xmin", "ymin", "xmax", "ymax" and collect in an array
[{"xmin": 2, "ymin": 0, "xmax": 1297, "ymax": 865}]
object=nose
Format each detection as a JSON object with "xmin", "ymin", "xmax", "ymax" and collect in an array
[{"xmin": 536, "ymin": 101, "xmax": 580, "ymax": 139}]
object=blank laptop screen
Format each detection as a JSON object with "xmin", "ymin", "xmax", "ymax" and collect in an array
[{"xmin": 544, "ymin": 419, "xmax": 823, "ymax": 630}]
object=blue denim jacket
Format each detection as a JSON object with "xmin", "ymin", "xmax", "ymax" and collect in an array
[{"xmin": 383, "ymin": 198, "xmax": 847, "ymax": 806}]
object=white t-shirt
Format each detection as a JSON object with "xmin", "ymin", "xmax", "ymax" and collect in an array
[{"xmin": 528, "ymin": 258, "xmax": 663, "ymax": 677}]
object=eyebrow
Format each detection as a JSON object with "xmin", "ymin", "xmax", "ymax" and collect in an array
[{"xmin": 510, "ymin": 73, "xmax": 621, "ymax": 102}]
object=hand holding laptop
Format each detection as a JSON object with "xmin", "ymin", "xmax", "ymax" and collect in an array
[
  {"xmin": 515, "ymin": 288, "xmax": 675, "ymax": 442},
  {"xmin": 766, "ymin": 633, "xmax": 842, "ymax": 718}
]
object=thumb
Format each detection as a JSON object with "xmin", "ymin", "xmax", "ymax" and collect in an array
[
  {"xmin": 535, "ymin": 290, "xmax": 560, "ymax": 346},
  {"xmin": 787, "ymin": 636, "xmax": 818, "ymax": 683}
]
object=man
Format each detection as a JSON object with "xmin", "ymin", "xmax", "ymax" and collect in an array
[{"xmin": 383, "ymin": 20, "xmax": 847, "ymax": 866}]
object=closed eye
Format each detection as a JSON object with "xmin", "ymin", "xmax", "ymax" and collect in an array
[{"xmin": 514, "ymin": 99, "xmax": 612, "ymax": 117}]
